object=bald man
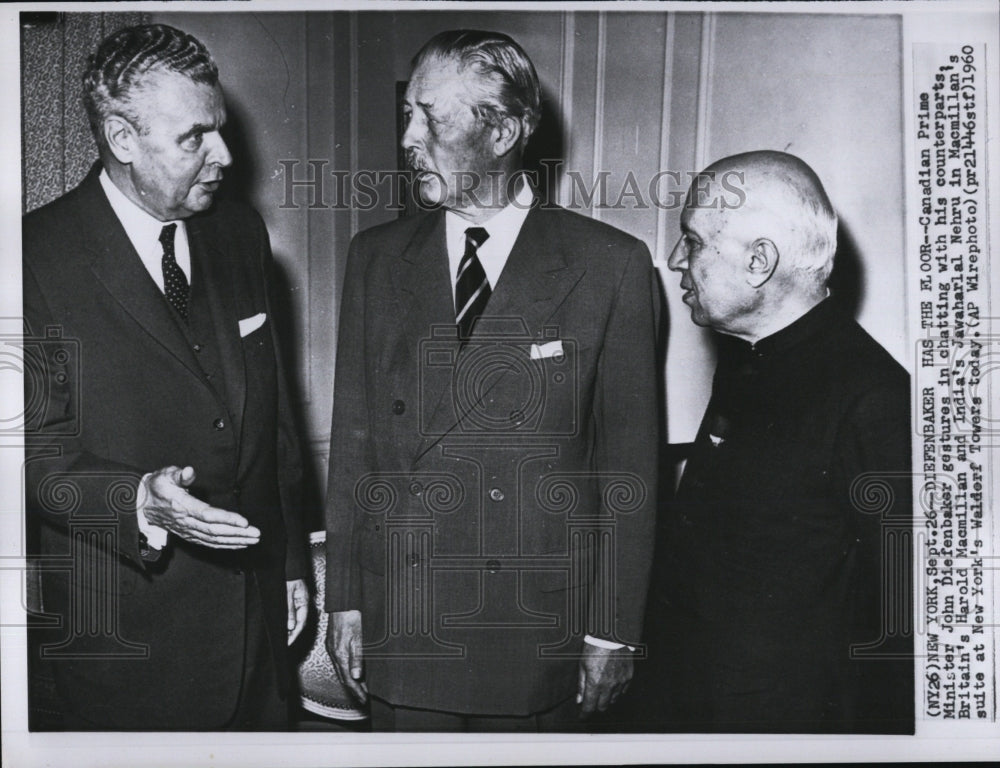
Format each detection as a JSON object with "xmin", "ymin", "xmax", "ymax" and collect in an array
[{"xmin": 649, "ymin": 151, "xmax": 913, "ymax": 733}]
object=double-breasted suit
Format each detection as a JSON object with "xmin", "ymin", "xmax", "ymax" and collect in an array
[
  {"xmin": 22, "ymin": 166, "xmax": 307, "ymax": 729},
  {"xmin": 325, "ymin": 203, "xmax": 662, "ymax": 716}
]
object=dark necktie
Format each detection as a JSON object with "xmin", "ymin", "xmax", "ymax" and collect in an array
[
  {"xmin": 159, "ymin": 223, "xmax": 188, "ymax": 320},
  {"xmin": 455, "ymin": 226, "xmax": 491, "ymax": 339}
]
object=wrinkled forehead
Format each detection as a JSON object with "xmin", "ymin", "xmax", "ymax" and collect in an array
[
  {"xmin": 408, "ymin": 55, "xmax": 490, "ymax": 110},
  {"xmin": 409, "ymin": 56, "xmax": 464, "ymax": 95},
  {"xmin": 681, "ymin": 200, "xmax": 728, "ymax": 237},
  {"xmin": 134, "ymin": 70, "xmax": 227, "ymax": 125},
  {"xmin": 681, "ymin": 173, "xmax": 730, "ymax": 225},
  {"xmin": 682, "ymin": 195, "xmax": 763, "ymax": 249},
  {"xmin": 685, "ymin": 179, "xmax": 805, "ymax": 252}
]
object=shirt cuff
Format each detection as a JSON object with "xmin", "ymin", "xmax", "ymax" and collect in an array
[
  {"xmin": 136, "ymin": 474, "xmax": 168, "ymax": 550},
  {"xmin": 584, "ymin": 634, "xmax": 635, "ymax": 652}
]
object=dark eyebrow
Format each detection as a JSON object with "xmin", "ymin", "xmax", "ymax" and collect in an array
[{"xmin": 178, "ymin": 122, "xmax": 222, "ymax": 142}]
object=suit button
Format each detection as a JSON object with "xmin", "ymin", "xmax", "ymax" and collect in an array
[
  {"xmin": 232, "ymin": 486, "xmax": 241, "ymax": 496},
  {"xmin": 408, "ymin": 481, "xmax": 423, "ymax": 496},
  {"xmin": 392, "ymin": 399, "xmax": 406, "ymax": 415},
  {"xmin": 213, "ymin": 418, "xmax": 225, "ymax": 430},
  {"xmin": 486, "ymin": 559, "xmax": 501, "ymax": 573},
  {"xmin": 489, "ymin": 487, "xmax": 505, "ymax": 502},
  {"xmin": 193, "ymin": 344, "xmax": 203, "ymax": 353}
]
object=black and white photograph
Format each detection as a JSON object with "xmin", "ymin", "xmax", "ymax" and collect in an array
[{"xmin": 2, "ymin": 0, "xmax": 998, "ymax": 765}]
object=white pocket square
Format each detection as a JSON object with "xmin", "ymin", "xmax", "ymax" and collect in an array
[
  {"xmin": 530, "ymin": 339, "xmax": 564, "ymax": 360},
  {"xmin": 239, "ymin": 312, "xmax": 267, "ymax": 338}
]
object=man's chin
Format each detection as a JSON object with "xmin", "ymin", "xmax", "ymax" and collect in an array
[
  {"xmin": 184, "ymin": 191, "xmax": 218, "ymax": 215},
  {"xmin": 414, "ymin": 172, "xmax": 447, "ymax": 207},
  {"xmin": 687, "ymin": 307, "xmax": 710, "ymax": 328}
]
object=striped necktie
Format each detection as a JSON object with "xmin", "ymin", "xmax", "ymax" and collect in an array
[{"xmin": 455, "ymin": 226, "xmax": 491, "ymax": 339}]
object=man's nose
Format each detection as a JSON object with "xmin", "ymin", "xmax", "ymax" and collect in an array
[
  {"xmin": 206, "ymin": 131, "xmax": 232, "ymax": 168},
  {"xmin": 667, "ymin": 239, "xmax": 687, "ymax": 272},
  {"xmin": 400, "ymin": 114, "xmax": 423, "ymax": 152}
]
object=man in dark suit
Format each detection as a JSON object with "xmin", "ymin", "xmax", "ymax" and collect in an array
[
  {"xmin": 324, "ymin": 30, "xmax": 662, "ymax": 731},
  {"xmin": 649, "ymin": 150, "xmax": 913, "ymax": 733},
  {"xmin": 23, "ymin": 24, "xmax": 308, "ymax": 730}
]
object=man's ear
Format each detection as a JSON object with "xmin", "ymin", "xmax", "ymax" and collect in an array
[
  {"xmin": 746, "ymin": 238, "xmax": 779, "ymax": 288},
  {"xmin": 103, "ymin": 115, "xmax": 137, "ymax": 165},
  {"xmin": 492, "ymin": 115, "xmax": 523, "ymax": 158}
]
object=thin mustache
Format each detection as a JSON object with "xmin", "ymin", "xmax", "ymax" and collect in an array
[{"xmin": 405, "ymin": 149, "xmax": 428, "ymax": 171}]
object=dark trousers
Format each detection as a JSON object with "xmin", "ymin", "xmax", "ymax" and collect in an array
[
  {"xmin": 54, "ymin": 574, "xmax": 288, "ymax": 731},
  {"xmin": 369, "ymin": 695, "xmax": 582, "ymax": 733},
  {"xmin": 224, "ymin": 573, "xmax": 289, "ymax": 731}
]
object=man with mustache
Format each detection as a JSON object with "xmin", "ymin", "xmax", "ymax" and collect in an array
[
  {"xmin": 23, "ymin": 24, "xmax": 308, "ymax": 730},
  {"xmin": 651, "ymin": 150, "xmax": 913, "ymax": 732},
  {"xmin": 324, "ymin": 29, "xmax": 662, "ymax": 730}
]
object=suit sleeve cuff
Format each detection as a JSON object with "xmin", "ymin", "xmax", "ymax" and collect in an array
[
  {"xmin": 584, "ymin": 634, "xmax": 636, "ymax": 652},
  {"xmin": 136, "ymin": 474, "xmax": 168, "ymax": 550}
]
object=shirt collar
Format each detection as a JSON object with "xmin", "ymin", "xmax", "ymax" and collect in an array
[
  {"xmin": 475, "ymin": 176, "xmax": 532, "ymax": 223},
  {"xmin": 445, "ymin": 179, "xmax": 535, "ymax": 287},
  {"xmin": 98, "ymin": 168, "xmax": 182, "ymax": 255},
  {"xmin": 446, "ymin": 180, "xmax": 533, "ymax": 238},
  {"xmin": 717, "ymin": 294, "xmax": 840, "ymax": 363}
]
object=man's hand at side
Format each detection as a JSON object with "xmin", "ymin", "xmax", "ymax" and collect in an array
[
  {"xmin": 139, "ymin": 465, "xmax": 260, "ymax": 549},
  {"xmin": 325, "ymin": 609, "xmax": 368, "ymax": 704},
  {"xmin": 286, "ymin": 579, "xmax": 309, "ymax": 645},
  {"xmin": 577, "ymin": 643, "xmax": 633, "ymax": 717}
]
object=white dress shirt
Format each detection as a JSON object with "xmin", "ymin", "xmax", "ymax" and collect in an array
[
  {"xmin": 444, "ymin": 180, "xmax": 534, "ymax": 303},
  {"xmin": 99, "ymin": 169, "xmax": 188, "ymax": 550},
  {"xmin": 99, "ymin": 169, "xmax": 192, "ymax": 290}
]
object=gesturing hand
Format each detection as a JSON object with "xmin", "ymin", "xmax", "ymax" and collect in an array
[
  {"xmin": 325, "ymin": 609, "xmax": 368, "ymax": 704},
  {"xmin": 139, "ymin": 465, "xmax": 260, "ymax": 549}
]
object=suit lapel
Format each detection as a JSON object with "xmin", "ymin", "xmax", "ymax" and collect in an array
[
  {"xmin": 187, "ymin": 215, "xmax": 247, "ymax": 444},
  {"xmin": 476, "ymin": 207, "xmax": 586, "ymax": 340},
  {"xmin": 389, "ymin": 210, "xmax": 454, "ymax": 343},
  {"xmin": 413, "ymin": 207, "xmax": 586, "ymax": 460},
  {"xmin": 386, "ymin": 212, "xmax": 459, "ymax": 441},
  {"xmin": 77, "ymin": 171, "xmax": 207, "ymax": 386}
]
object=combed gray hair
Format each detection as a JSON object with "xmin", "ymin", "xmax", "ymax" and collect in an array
[
  {"xmin": 412, "ymin": 29, "xmax": 541, "ymax": 146},
  {"xmin": 82, "ymin": 24, "xmax": 218, "ymax": 150}
]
